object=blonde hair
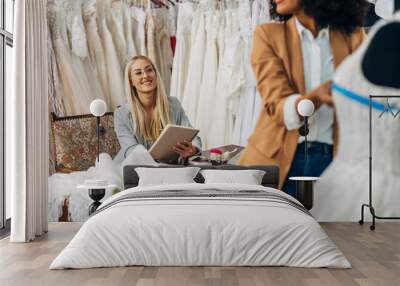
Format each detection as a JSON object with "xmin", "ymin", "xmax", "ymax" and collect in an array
[{"xmin": 124, "ymin": 55, "xmax": 170, "ymax": 143}]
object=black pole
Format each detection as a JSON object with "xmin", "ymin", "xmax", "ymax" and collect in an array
[
  {"xmin": 97, "ymin": 116, "xmax": 100, "ymax": 163},
  {"xmin": 369, "ymin": 96, "xmax": 372, "ymax": 207},
  {"xmin": 304, "ymin": 117, "xmax": 308, "ymax": 162}
]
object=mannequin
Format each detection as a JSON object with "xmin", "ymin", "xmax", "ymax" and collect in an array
[
  {"xmin": 362, "ymin": 22, "xmax": 400, "ymax": 88},
  {"xmin": 375, "ymin": 0, "xmax": 399, "ymax": 18},
  {"xmin": 311, "ymin": 9, "xmax": 400, "ymax": 221},
  {"xmin": 365, "ymin": 1, "xmax": 381, "ymax": 27}
]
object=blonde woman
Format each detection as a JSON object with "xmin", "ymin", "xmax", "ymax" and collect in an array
[{"xmin": 114, "ymin": 55, "xmax": 202, "ymax": 162}]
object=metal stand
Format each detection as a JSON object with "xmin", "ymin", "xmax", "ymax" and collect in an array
[
  {"xmin": 88, "ymin": 188, "xmax": 105, "ymax": 215},
  {"xmin": 290, "ymin": 177, "xmax": 318, "ymax": 211},
  {"xmin": 304, "ymin": 117, "xmax": 309, "ymax": 161},
  {"xmin": 295, "ymin": 180, "xmax": 314, "ymax": 210},
  {"xmin": 95, "ymin": 117, "xmax": 106, "ymax": 163},
  {"xmin": 359, "ymin": 95, "xmax": 400, "ymax": 230}
]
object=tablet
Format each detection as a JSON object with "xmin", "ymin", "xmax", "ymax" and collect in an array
[{"xmin": 149, "ymin": 124, "xmax": 199, "ymax": 163}]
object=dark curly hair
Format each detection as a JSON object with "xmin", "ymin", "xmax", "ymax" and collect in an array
[{"xmin": 269, "ymin": 0, "xmax": 369, "ymax": 35}]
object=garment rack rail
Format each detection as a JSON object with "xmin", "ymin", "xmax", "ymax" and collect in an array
[{"xmin": 359, "ymin": 95, "xmax": 400, "ymax": 230}]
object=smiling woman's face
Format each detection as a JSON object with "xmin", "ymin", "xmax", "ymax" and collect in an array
[
  {"xmin": 274, "ymin": 0, "xmax": 302, "ymax": 15},
  {"xmin": 130, "ymin": 58, "xmax": 157, "ymax": 95}
]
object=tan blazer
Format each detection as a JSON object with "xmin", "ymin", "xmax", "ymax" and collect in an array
[{"xmin": 239, "ymin": 17, "xmax": 365, "ymax": 188}]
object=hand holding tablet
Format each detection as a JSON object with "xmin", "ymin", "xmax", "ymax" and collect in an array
[
  {"xmin": 149, "ymin": 124, "xmax": 199, "ymax": 163},
  {"xmin": 172, "ymin": 140, "xmax": 198, "ymax": 158}
]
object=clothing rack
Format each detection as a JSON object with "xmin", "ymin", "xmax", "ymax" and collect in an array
[
  {"xmin": 115, "ymin": 0, "xmax": 249, "ymax": 9},
  {"xmin": 359, "ymin": 95, "xmax": 400, "ymax": 231}
]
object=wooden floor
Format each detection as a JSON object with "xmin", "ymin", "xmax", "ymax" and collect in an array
[{"xmin": 0, "ymin": 222, "xmax": 399, "ymax": 286}]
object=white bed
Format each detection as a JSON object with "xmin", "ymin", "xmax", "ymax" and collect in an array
[{"xmin": 50, "ymin": 182, "xmax": 350, "ymax": 269}]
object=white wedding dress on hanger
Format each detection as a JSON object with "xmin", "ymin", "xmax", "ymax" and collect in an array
[
  {"xmin": 209, "ymin": 8, "xmax": 246, "ymax": 147},
  {"xmin": 232, "ymin": 0, "xmax": 271, "ymax": 146},
  {"xmin": 48, "ymin": 0, "xmax": 93, "ymax": 115},
  {"xmin": 311, "ymin": 15, "xmax": 400, "ymax": 221},
  {"xmin": 131, "ymin": 6, "xmax": 147, "ymax": 56},
  {"xmin": 182, "ymin": 9, "xmax": 207, "ymax": 125},
  {"xmin": 65, "ymin": 0, "xmax": 106, "ymax": 112},
  {"xmin": 152, "ymin": 8, "xmax": 173, "ymax": 95},
  {"xmin": 109, "ymin": 1, "xmax": 128, "ymax": 67},
  {"xmin": 170, "ymin": 2, "xmax": 195, "ymax": 101},
  {"xmin": 196, "ymin": 10, "xmax": 220, "ymax": 149},
  {"xmin": 122, "ymin": 2, "xmax": 138, "ymax": 60},
  {"xmin": 83, "ymin": 0, "xmax": 112, "ymax": 110},
  {"xmin": 66, "ymin": 0, "xmax": 88, "ymax": 59},
  {"xmin": 48, "ymin": 29, "xmax": 67, "ymax": 116},
  {"xmin": 97, "ymin": 0, "xmax": 125, "ymax": 110},
  {"xmin": 146, "ymin": 8, "xmax": 159, "ymax": 73}
]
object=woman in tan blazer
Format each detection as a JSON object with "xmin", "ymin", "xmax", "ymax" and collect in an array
[{"xmin": 239, "ymin": 0, "xmax": 368, "ymax": 197}]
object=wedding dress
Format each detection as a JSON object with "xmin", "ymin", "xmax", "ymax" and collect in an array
[
  {"xmin": 65, "ymin": 0, "xmax": 106, "ymax": 112},
  {"xmin": 131, "ymin": 6, "xmax": 147, "ymax": 56},
  {"xmin": 83, "ymin": 0, "xmax": 112, "ymax": 109},
  {"xmin": 48, "ymin": 30, "xmax": 67, "ymax": 116},
  {"xmin": 182, "ymin": 10, "xmax": 206, "ymax": 125},
  {"xmin": 209, "ymin": 9, "xmax": 246, "ymax": 147},
  {"xmin": 170, "ymin": 2, "xmax": 195, "ymax": 100},
  {"xmin": 109, "ymin": 0, "xmax": 127, "ymax": 67},
  {"xmin": 122, "ymin": 2, "xmax": 138, "ymax": 60},
  {"xmin": 196, "ymin": 11, "xmax": 220, "ymax": 148},
  {"xmin": 167, "ymin": 2, "xmax": 177, "ymax": 37},
  {"xmin": 48, "ymin": 1, "xmax": 93, "ymax": 115},
  {"xmin": 232, "ymin": 0, "xmax": 271, "ymax": 145},
  {"xmin": 152, "ymin": 8, "xmax": 173, "ymax": 94},
  {"xmin": 230, "ymin": 1, "xmax": 253, "ymax": 145},
  {"xmin": 65, "ymin": 0, "xmax": 88, "ymax": 59},
  {"xmin": 311, "ymin": 15, "xmax": 400, "ymax": 221},
  {"xmin": 207, "ymin": 9, "xmax": 227, "ymax": 148},
  {"xmin": 146, "ymin": 9, "xmax": 158, "ymax": 69},
  {"xmin": 224, "ymin": 9, "xmax": 246, "ymax": 146},
  {"xmin": 97, "ymin": 0, "xmax": 125, "ymax": 110}
]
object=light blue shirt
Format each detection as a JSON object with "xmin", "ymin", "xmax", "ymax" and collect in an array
[
  {"xmin": 283, "ymin": 17, "xmax": 335, "ymax": 145},
  {"xmin": 114, "ymin": 97, "xmax": 202, "ymax": 162}
]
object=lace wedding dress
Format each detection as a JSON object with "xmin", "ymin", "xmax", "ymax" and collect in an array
[
  {"xmin": 122, "ymin": 2, "xmax": 137, "ymax": 60},
  {"xmin": 48, "ymin": 0, "xmax": 94, "ymax": 115},
  {"xmin": 66, "ymin": 0, "xmax": 107, "ymax": 109},
  {"xmin": 195, "ymin": 11, "xmax": 220, "ymax": 148},
  {"xmin": 152, "ymin": 8, "xmax": 173, "ymax": 94},
  {"xmin": 83, "ymin": 0, "xmax": 112, "ymax": 109},
  {"xmin": 170, "ymin": 2, "xmax": 195, "ymax": 101},
  {"xmin": 109, "ymin": 0, "xmax": 127, "ymax": 67},
  {"xmin": 131, "ymin": 6, "xmax": 147, "ymax": 56},
  {"xmin": 181, "ymin": 10, "xmax": 206, "ymax": 125},
  {"xmin": 97, "ymin": 0, "xmax": 125, "ymax": 110},
  {"xmin": 232, "ymin": 0, "xmax": 271, "ymax": 145},
  {"xmin": 208, "ymin": 8, "xmax": 246, "ymax": 147},
  {"xmin": 311, "ymin": 14, "xmax": 400, "ymax": 221}
]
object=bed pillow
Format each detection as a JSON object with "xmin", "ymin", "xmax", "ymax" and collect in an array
[
  {"xmin": 200, "ymin": 169, "xmax": 266, "ymax": 185},
  {"xmin": 135, "ymin": 167, "xmax": 201, "ymax": 186}
]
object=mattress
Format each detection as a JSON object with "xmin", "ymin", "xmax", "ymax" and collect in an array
[{"xmin": 50, "ymin": 183, "xmax": 350, "ymax": 269}]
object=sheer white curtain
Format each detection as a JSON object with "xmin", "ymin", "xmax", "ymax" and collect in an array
[{"xmin": 9, "ymin": 0, "xmax": 49, "ymax": 242}]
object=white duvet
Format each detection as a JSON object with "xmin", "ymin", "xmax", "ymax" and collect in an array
[{"xmin": 50, "ymin": 183, "xmax": 350, "ymax": 269}]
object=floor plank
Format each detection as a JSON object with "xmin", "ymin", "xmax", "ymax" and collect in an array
[{"xmin": 0, "ymin": 222, "xmax": 399, "ymax": 286}]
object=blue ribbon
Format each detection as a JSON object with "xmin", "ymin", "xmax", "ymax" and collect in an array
[{"xmin": 331, "ymin": 82, "xmax": 393, "ymax": 112}]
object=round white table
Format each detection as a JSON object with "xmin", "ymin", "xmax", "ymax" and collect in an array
[
  {"xmin": 77, "ymin": 183, "xmax": 118, "ymax": 215},
  {"xmin": 289, "ymin": 177, "xmax": 320, "ymax": 210}
]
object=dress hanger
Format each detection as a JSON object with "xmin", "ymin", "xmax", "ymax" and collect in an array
[
  {"xmin": 379, "ymin": 98, "xmax": 396, "ymax": 118},
  {"xmin": 152, "ymin": 0, "xmax": 169, "ymax": 8}
]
